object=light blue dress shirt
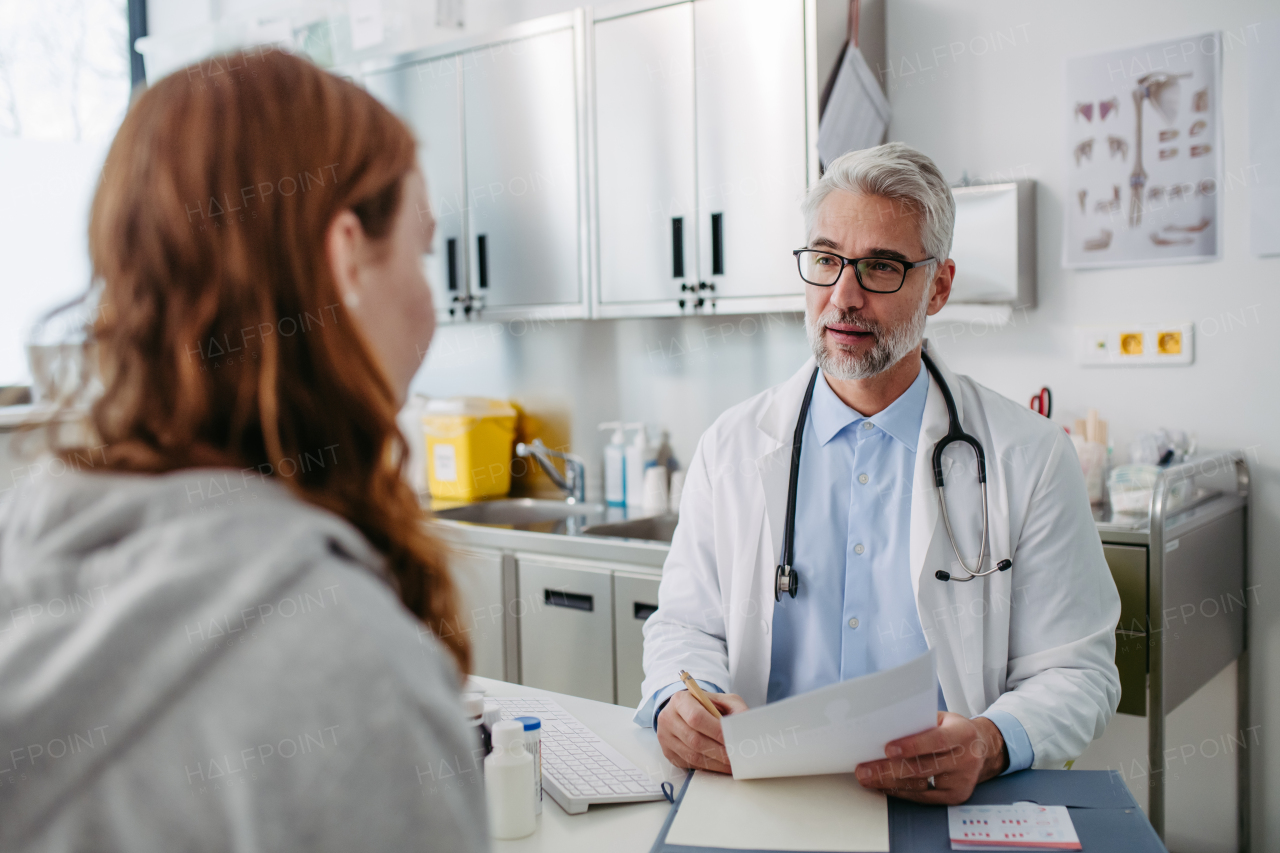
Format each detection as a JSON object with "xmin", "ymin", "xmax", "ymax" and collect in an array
[{"xmin": 638, "ymin": 365, "xmax": 1032, "ymax": 775}]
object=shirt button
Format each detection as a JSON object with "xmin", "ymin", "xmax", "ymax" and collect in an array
[
  {"xmin": 862, "ymin": 422, "xmax": 874, "ymax": 431},
  {"xmin": 854, "ymin": 543, "xmax": 865, "ymax": 555},
  {"xmin": 848, "ymin": 617, "xmax": 860, "ymax": 629},
  {"xmin": 858, "ymin": 473, "xmax": 869, "ymax": 484}
]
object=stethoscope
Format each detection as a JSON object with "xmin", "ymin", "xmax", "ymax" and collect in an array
[{"xmin": 775, "ymin": 350, "xmax": 1012, "ymax": 601}]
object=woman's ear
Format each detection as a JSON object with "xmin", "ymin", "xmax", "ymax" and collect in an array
[{"xmin": 326, "ymin": 209, "xmax": 366, "ymax": 308}]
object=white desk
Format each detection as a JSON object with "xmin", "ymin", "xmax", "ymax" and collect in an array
[{"xmin": 470, "ymin": 677, "xmax": 684, "ymax": 852}]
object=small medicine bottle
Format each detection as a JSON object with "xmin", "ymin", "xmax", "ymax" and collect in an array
[
  {"xmin": 461, "ymin": 693, "xmax": 490, "ymax": 757},
  {"xmin": 512, "ymin": 716, "xmax": 543, "ymax": 814},
  {"xmin": 481, "ymin": 701, "xmax": 502, "ymax": 757},
  {"xmin": 486, "ymin": 721, "xmax": 536, "ymax": 839}
]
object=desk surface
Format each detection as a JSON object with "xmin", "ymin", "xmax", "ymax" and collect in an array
[
  {"xmin": 471, "ymin": 677, "xmax": 682, "ymax": 852},
  {"xmin": 471, "ymin": 679, "xmax": 1163, "ymax": 853}
]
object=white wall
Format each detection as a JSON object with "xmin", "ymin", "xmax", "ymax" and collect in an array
[{"xmin": 882, "ymin": 1, "xmax": 1277, "ymax": 849}]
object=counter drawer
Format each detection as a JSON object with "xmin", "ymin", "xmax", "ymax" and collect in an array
[
  {"xmin": 517, "ymin": 556, "xmax": 615, "ymax": 703},
  {"xmin": 1103, "ymin": 543, "xmax": 1147, "ymax": 633},
  {"xmin": 1115, "ymin": 630, "xmax": 1148, "ymax": 716},
  {"xmin": 448, "ymin": 547, "xmax": 505, "ymax": 680},
  {"xmin": 614, "ymin": 572, "xmax": 662, "ymax": 708}
]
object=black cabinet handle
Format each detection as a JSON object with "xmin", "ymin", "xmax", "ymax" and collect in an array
[
  {"xmin": 711, "ymin": 212, "xmax": 724, "ymax": 275},
  {"xmin": 545, "ymin": 589, "xmax": 593, "ymax": 612},
  {"xmin": 634, "ymin": 602, "xmax": 658, "ymax": 621},
  {"xmin": 671, "ymin": 217, "xmax": 684, "ymax": 278},
  {"xmin": 446, "ymin": 238, "xmax": 459, "ymax": 291},
  {"xmin": 477, "ymin": 234, "xmax": 489, "ymax": 289}
]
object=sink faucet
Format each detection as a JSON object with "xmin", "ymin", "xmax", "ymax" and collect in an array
[{"xmin": 516, "ymin": 439, "xmax": 587, "ymax": 504}]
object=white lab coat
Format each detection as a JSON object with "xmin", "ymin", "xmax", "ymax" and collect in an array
[{"xmin": 641, "ymin": 342, "xmax": 1121, "ymax": 769}]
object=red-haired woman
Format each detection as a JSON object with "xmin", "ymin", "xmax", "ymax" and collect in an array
[{"xmin": 0, "ymin": 48, "xmax": 487, "ymax": 852}]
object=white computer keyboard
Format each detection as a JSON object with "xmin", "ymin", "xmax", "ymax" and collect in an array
[{"xmin": 489, "ymin": 696, "xmax": 666, "ymax": 814}]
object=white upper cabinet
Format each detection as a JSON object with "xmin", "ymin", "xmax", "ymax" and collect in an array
[
  {"xmin": 364, "ymin": 2, "xmax": 817, "ymax": 322},
  {"xmin": 363, "ymin": 56, "xmax": 468, "ymax": 323},
  {"xmin": 592, "ymin": 0, "xmax": 814, "ymax": 317},
  {"xmin": 462, "ymin": 21, "xmax": 588, "ymax": 319},
  {"xmin": 361, "ymin": 12, "xmax": 590, "ymax": 324},
  {"xmin": 593, "ymin": 3, "xmax": 699, "ymax": 316},
  {"xmin": 693, "ymin": 0, "xmax": 810, "ymax": 309}
]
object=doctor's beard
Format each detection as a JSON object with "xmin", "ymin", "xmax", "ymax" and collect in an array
[{"xmin": 805, "ymin": 286, "xmax": 931, "ymax": 381}]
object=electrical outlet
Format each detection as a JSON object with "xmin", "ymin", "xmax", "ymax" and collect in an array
[{"xmin": 1075, "ymin": 323, "xmax": 1194, "ymax": 367}]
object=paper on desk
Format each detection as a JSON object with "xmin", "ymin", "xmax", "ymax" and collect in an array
[
  {"xmin": 720, "ymin": 649, "xmax": 937, "ymax": 780},
  {"xmin": 666, "ymin": 770, "xmax": 889, "ymax": 852}
]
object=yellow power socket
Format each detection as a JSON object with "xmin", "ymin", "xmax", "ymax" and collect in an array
[
  {"xmin": 1157, "ymin": 331, "xmax": 1182, "ymax": 355},
  {"xmin": 1078, "ymin": 324, "xmax": 1193, "ymax": 366},
  {"xmin": 1119, "ymin": 332, "xmax": 1144, "ymax": 356}
]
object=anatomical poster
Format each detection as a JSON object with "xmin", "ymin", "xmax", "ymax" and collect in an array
[{"xmin": 1063, "ymin": 33, "xmax": 1222, "ymax": 268}]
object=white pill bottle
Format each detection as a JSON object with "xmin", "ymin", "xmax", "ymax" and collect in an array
[
  {"xmin": 511, "ymin": 716, "xmax": 543, "ymax": 814},
  {"xmin": 485, "ymin": 720, "xmax": 536, "ymax": 839}
]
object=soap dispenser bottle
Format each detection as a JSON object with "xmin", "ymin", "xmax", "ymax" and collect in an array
[
  {"xmin": 623, "ymin": 423, "xmax": 655, "ymax": 508},
  {"xmin": 599, "ymin": 422, "xmax": 626, "ymax": 507}
]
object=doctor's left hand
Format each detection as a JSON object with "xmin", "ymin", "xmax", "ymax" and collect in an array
[{"xmin": 853, "ymin": 712, "xmax": 1008, "ymax": 805}]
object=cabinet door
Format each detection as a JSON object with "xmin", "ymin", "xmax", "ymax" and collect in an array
[
  {"xmin": 517, "ymin": 556, "xmax": 615, "ymax": 703},
  {"xmin": 448, "ymin": 547, "xmax": 505, "ymax": 679},
  {"xmin": 613, "ymin": 571, "xmax": 662, "ymax": 709},
  {"xmin": 462, "ymin": 26, "xmax": 584, "ymax": 313},
  {"xmin": 693, "ymin": 0, "xmax": 808, "ymax": 300},
  {"xmin": 1103, "ymin": 544, "xmax": 1147, "ymax": 634},
  {"xmin": 364, "ymin": 57, "xmax": 468, "ymax": 323},
  {"xmin": 595, "ymin": 4, "xmax": 698, "ymax": 310}
]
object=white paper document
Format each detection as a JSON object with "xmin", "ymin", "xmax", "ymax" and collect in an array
[
  {"xmin": 720, "ymin": 649, "xmax": 937, "ymax": 780},
  {"xmin": 948, "ymin": 803, "xmax": 1081, "ymax": 851},
  {"xmin": 666, "ymin": 770, "xmax": 889, "ymax": 853}
]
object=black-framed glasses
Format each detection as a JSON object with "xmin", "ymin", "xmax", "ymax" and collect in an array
[{"xmin": 792, "ymin": 248, "xmax": 936, "ymax": 293}]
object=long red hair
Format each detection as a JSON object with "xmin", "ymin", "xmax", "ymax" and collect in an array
[{"xmin": 64, "ymin": 47, "xmax": 468, "ymax": 674}]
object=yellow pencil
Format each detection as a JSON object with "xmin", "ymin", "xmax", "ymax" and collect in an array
[{"xmin": 678, "ymin": 670, "xmax": 722, "ymax": 719}]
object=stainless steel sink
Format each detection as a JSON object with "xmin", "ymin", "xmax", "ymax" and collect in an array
[
  {"xmin": 581, "ymin": 514, "xmax": 679, "ymax": 544},
  {"xmin": 431, "ymin": 498, "xmax": 679, "ymax": 543},
  {"xmin": 430, "ymin": 498, "xmax": 609, "ymax": 534}
]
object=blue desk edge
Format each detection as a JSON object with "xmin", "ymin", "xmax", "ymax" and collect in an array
[{"xmin": 649, "ymin": 769, "xmax": 1166, "ymax": 853}]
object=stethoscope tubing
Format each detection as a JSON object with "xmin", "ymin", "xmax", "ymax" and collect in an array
[
  {"xmin": 775, "ymin": 350, "xmax": 1010, "ymax": 599},
  {"xmin": 920, "ymin": 352, "xmax": 1006, "ymax": 583}
]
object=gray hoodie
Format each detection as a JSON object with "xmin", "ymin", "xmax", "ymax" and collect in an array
[{"xmin": 0, "ymin": 465, "xmax": 489, "ymax": 852}]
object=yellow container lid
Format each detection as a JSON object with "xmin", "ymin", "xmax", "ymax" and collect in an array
[{"xmin": 423, "ymin": 397, "xmax": 517, "ymax": 418}]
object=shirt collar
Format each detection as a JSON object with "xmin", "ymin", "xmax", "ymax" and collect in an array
[{"xmin": 810, "ymin": 361, "xmax": 929, "ymax": 451}]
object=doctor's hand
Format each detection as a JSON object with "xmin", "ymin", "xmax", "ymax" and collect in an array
[
  {"xmin": 854, "ymin": 712, "xmax": 1008, "ymax": 805},
  {"xmin": 656, "ymin": 690, "xmax": 749, "ymax": 774}
]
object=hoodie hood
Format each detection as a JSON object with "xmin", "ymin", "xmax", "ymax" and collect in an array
[{"xmin": 0, "ymin": 466, "xmax": 385, "ymax": 846}]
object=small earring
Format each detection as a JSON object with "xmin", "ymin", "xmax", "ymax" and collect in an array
[{"xmin": 344, "ymin": 291, "xmax": 360, "ymax": 308}]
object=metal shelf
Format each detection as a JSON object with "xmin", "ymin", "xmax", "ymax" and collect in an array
[{"xmin": 1094, "ymin": 451, "xmax": 1251, "ymax": 851}]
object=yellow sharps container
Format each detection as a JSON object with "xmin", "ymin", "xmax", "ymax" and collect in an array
[{"xmin": 422, "ymin": 397, "xmax": 519, "ymax": 501}]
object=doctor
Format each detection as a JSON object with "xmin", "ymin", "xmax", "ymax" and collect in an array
[{"xmin": 635, "ymin": 143, "xmax": 1121, "ymax": 805}]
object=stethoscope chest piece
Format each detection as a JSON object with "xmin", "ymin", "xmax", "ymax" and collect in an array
[{"xmin": 775, "ymin": 564, "xmax": 798, "ymax": 601}]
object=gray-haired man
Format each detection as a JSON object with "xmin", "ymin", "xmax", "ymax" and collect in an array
[{"xmin": 636, "ymin": 142, "xmax": 1121, "ymax": 804}]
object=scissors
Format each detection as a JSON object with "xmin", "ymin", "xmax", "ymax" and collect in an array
[{"xmin": 1029, "ymin": 387, "xmax": 1052, "ymax": 418}]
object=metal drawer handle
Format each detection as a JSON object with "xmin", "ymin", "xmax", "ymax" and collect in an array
[
  {"xmin": 711, "ymin": 212, "xmax": 724, "ymax": 275},
  {"xmin": 446, "ymin": 237, "xmax": 459, "ymax": 292},
  {"xmin": 671, "ymin": 217, "xmax": 684, "ymax": 278},
  {"xmin": 545, "ymin": 589, "xmax": 593, "ymax": 612},
  {"xmin": 477, "ymin": 234, "xmax": 489, "ymax": 289},
  {"xmin": 634, "ymin": 602, "xmax": 658, "ymax": 621}
]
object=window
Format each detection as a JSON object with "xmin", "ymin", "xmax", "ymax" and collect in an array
[{"xmin": 0, "ymin": 0, "xmax": 133, "ymax": 386}]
